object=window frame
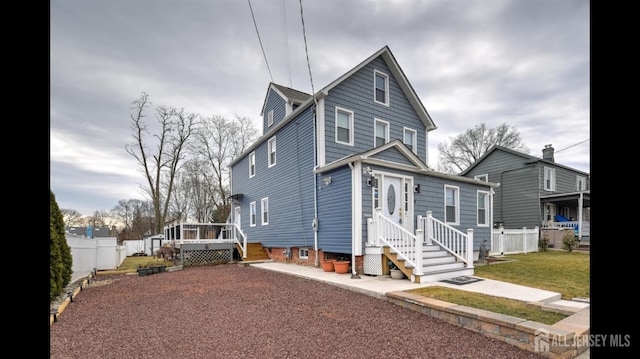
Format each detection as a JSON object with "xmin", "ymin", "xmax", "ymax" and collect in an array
[
  {"xmin": 261, "ymin": 197, "xmax": 269, "ymax": 225},
  {"xmin": 250, "ymin": 201, "xmax": 257, "ymax": 227},
  {"xmin": 544, "ymin": 167, "xmax": 556, "ymax": 191},
  {"xmin": 249, "ymin": 151, "xmax": 256, "ymax": 177},
  {"xmin": 403, "ymin": 127, "xmax": 417, "ymax": 154},
  {"xmin": 298, "ymin": 248, "xmax": 309, "ymax": 259},
  {"xmin": 374, "ymin": 118, "xmax": 389, "ymax": 147},
  {"xmin": 474, "ymin": 174, "xmax": 489, "ymax": 182},
  {"xmin": 335, "ymin": 106, "xmax": 354, "ymax": 146},
  {"xmin": 268, "ymin": 136, "xmax": 277, "ymax": 168},
  {"xmin": 374, "ymin": 70, "xmax": 389, "ymax": 106},
  {"xmin": 576, "ymin": 175, "xmax": 586, "ymax": 191},
  {"xmin": 268, "ymin": 109, "xmax": 274, "ymax": 127},
  {"xmin": 477, "ymin": 190, "xmax": 489, "ymax": 227},
  {"xmin": 444, "ymin": 185, "xmax": 459, "ymax": 225}
]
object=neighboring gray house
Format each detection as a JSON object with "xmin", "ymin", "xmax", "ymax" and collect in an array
[
  {"xmin": 459, "ymin": 144, "xmax": 590, "ymax": 241},
  {"xmin": 228, "ymin": 46, "xmax": 496, "ymax": 282}
]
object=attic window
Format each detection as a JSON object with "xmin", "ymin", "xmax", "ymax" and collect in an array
[
  {"xmin": 268, "ymin": 110, "xmax": 274, "ymax": 127},
  {"xmin": 374, "ymin": 70, "xmax": 389, "ymax": 106}
]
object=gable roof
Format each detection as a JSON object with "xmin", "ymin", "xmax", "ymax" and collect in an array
[
  {"xmin": 230, "ymin": 45, "xmax": 437, "ymax": 167},
  {"xmin": 459, "ymin": 145, "xmax": 590, "ymax": 176},
  {"xmin": 260, "ymin": 83, "xmax": 312, "ymax": 116},
  {"xmin": 321, "ymin": 45, "xmax": 436, "ymax": 131}
]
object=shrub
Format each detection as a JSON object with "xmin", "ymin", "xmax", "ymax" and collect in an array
[
  {"xmin": 562, "ymin": 231, "xmax": 578, "ymax": 252},
  {"xmin": 538, "ymin": 235, "xmax": 549, "ymax": 252},
  {"xmin": 50, "ymin": 190, "xmax": 73, "ymax": 303}
]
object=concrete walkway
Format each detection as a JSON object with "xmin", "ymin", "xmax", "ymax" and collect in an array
[{"xmin": 249, "ymin": 261, "xmax": 589, "ymax": 312}]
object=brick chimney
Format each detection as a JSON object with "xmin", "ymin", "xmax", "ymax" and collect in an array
[{"xmin": 542, "ymin": 144, "xmax": 554, "ymax": 162}]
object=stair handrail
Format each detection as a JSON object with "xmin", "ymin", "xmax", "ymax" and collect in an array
[
  {"xmin": 422, "ymin": 212, "xmax": 474, "ymax": 269},
  {"xmin": 374, "ymin": 208, "xmax": 419, "ymax": 271}
]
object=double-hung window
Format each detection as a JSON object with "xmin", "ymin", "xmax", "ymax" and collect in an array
[
  {"xmin": 250, "ymin": 202, "xmax": 257, "ymax": 227},
  {"xmin": 335, "ymin": 107, "xmax": 354, "ymax": 145},
  {"xmin": 374, "ymin": 118, "xmax": 389, "ymax": 147},
  {"xmin": 374, "ymin": 70, "xmax": 389, "ymax": 105},
  {"xmin": 403, "ymin": 127, "xmax": 417, "ymax": 153},
  {"xmin": 249, "ymin": 151, "xmax": 256, "ymax": 177},
  {"xmin": 544, "ymin": 167, "xmax": 555, "ymax": 191},
  {"xmin": 261, "ymin": 198, "xmax": 269, "ymax": 225},
  {"xmin": 445, "ymin": 185, "xmax": 459, "ymax": 225},
  {"xmin": 268, "ymin": 136, "xmax": 276, "ymax": 167},
  {"xmin": 477, "ymin": 191, "xmax": 489, "ymax": 226},
  {"xmin": 268, "ymin": 110, "xmax": 274, "ymax": 127},
  {"xmin": 576, "ymin": 175, "xmax": 586, "ymax": 191}
]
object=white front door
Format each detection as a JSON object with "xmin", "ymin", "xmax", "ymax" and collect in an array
[{"xmin": 383, "ymin": 176, "xmax": 403, "ymax": 225}]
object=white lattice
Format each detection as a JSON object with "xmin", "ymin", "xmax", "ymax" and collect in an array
[{"xmin": 363, "ymin": 254, "xmax": 383, "ymax": 275}]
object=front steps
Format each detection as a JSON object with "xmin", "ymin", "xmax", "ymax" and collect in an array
[
  {"xmin": 384, "ymin": 244, "xmax": 473, "ymax": 283},
  {"xmin": 237, "ymin": 242, "xmax": 270, "ymax": 262}
]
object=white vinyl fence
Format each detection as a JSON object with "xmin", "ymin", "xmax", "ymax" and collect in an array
[
  {"xmin": 490, "ymin": 226, "xmax": 539, "ymax": 255},
  {"xmin": 65, "ymin": 233, "xmax": 127, "ymax": 283}
]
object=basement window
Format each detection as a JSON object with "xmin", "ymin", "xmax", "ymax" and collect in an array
[{"xmin": 299, "ymin": 248, "xmax": 309, "ymax": 259}]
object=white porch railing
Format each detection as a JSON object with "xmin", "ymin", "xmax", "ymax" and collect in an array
[
  {"xmin": 542, "ymin": 221, "xmax": 590, "ymax": 237},
  {"xmin": 164, "ymin": 222, "xmax": 247, "ymax": 258},
  {"xmin": 420, "ymin": 211, "xmax": 474, "ymax": 268},
  {"xmin": 368, "ymin": 209, "xmax": 474, "ymax": 275}
]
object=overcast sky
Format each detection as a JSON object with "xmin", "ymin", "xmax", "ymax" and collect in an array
[{"xmin": 50, "ymin": 0, "xmax": 590, "ymax": 217}]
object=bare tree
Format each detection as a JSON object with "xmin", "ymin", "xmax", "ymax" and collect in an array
[
  {"xmin": 192, "ymin": 114, "xmax": 257, "ymax": 223},
  {"xmin": 437, "ymin": 123, "xmax": 529, "ymax": 174},
  {"xmin": 61, "ymin": 208, "xmax": 83, "ymax": 226},
  {"xmin": 125, "ymin": 92, "xmax": 199, "ymax": 234}
]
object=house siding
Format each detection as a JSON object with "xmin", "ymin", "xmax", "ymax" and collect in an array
[
  {"xmin": 263, "ymin": 88, "xmax": 287, "ymax": 133},
  {"xmin": 233, "ymin": 107, "xmax": 316, "ymax": 248},
  {"xmin": 369, "ymin": 146, "xmax": 414, "ymax": 166},
  {"xmin": 323, "ymin": 57, "xmax": 427, "ymax": 165},
  {"xmin": 317, "ymin": 166, "xmax": 352, "ymax": 253}
]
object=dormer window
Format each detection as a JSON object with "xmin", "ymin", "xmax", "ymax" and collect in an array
[
  {"xmin": 268, "ymin": 110, "xmax": 274, "ymax": 127},
  {"xmin": 374, "ymin": 70, "xmax": 389, "ymax": 106}
]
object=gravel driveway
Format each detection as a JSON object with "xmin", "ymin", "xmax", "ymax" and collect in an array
[{"xmin": 49, "ymin": 264, "xmax": 544, "ymax": 358}]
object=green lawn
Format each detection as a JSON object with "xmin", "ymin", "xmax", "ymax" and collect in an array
[{"xmin": 407, "ymin": 250, "xmax": 589, "ymax": 325}]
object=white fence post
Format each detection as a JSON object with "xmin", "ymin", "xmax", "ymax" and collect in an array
[
  {"xmin": 522, "ymin": 227, "xmax": 527, "ymax": 254},
  {"xmin": 466, "ymin": 229, "xmax": 474, "ymax": 269},
  {"xmin": 499, "ymin": 225, "xmax": 504, "ymax": 255},
  {"xmin": 425, "ymin": 211, "xmax": 433, "ymax": 245},
  {"xmin": 414, "ymin": 228, "xmax": 424, "ymax": 275}
]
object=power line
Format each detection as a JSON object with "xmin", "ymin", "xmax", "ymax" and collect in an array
[
  {"xmin": 248, "ymin": 0, "xmax": 273, "ymax": 82},
  {"xmin": 555, "ymin": 138, "xmax": 590, "ymax": 153},
  {"xmin": 299, "ymin": 0, "xmax": 315, "ymax": 95}
]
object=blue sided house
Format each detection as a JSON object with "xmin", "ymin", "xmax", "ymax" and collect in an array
[{"xmin": 228, "ymin": 46, "xmax": 496, "ymax": 282}]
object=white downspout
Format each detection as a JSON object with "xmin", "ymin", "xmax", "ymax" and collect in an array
[
  {"xmin": 348, "ymin": 162, "xmax": 362, "ymax": 278},
  {"xmin": 313, "ymin": 102, "xmax": 319, "ymax": 267}
]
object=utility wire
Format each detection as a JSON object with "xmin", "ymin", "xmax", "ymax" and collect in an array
[
  {"xmin": 299, "ymin": 0, "xmax": 315, "ymax": 95},
  {"xmin": 555, "ymin": 138, "xmax": 590, "ymax": 153},
  {"xmin": 248, "ymin": 0, "xmax": 273, "ymax": 82}
]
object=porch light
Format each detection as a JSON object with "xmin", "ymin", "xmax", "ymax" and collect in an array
[
  {"xmin": 414, "ymin": 184, "xmax": 420, "ymax": 193},
  {"xmin": 323, "ymin": 176, "xmax": 332, "ymax": 185}
]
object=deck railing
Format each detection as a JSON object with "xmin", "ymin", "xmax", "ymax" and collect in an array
[{"xmin": 164, "ymin": 222, "xmax": 247, "ymax": 258}]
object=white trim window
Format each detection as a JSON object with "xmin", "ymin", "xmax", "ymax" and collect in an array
[
  {"xmin": 477, "ymin": 190, "xmax": 489, "ymax": 226},
  {"xmin": 250, "ymin": 201, "xmax": 257, "ymax": 227},
  {"xmin": 299, "ymin": 248, "xmax": 309, "ymax": 259},
  {"xmin": 403, "ymin": 127, "xmax": 417, "ymax": 153},
  {"xmin": 444, "ymin": 185, "xmax": 459, "ymax": 225},
  {"xmin": 374, "ymin": 118, "xmax": 389, "ymax": 147},
  {"xmin": 249, "ymin": 151, "xmax": 256, "ymax": 177},
  {"xmin": 474, "ymin": 174, "xmax": 488, "ymax": 182},
  {"xmin": 544, "ymin": 167, "xmax": 556, "ymax": 191},
  {"xmin": 268, "ymin": 136, "xmax": 277, "ymax": 167},
  {"xmin": 576, "ymin": 175, "xmax": 586, "ymax": 191},
  {"xmin": 268, "ymin": 110, "xmax": 274, "ymax": 127},
  {"xmin": 335, "ymin": 107, "xmax": 354, "ymax": 145},
  {"xmin": 374, "ymin": 70, "xmax": 389, "ymax": 106},
  {"xmin": 261, "ymin": 197, "xmax": 269, "ymax": 225}
]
